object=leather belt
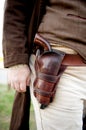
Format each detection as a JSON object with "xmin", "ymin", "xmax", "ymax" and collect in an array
[
  {"xmin": 62, "ymin": 54, "xmax": 86, "ymax": 66},
  {"xmin": 34, "ymin": 34, "xmax": 86, "ymax": 66}
]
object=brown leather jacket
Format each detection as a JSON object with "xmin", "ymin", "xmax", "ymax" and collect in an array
[
  {"xmin": 3, "ymin": 0, "xmax": 46, "ymax": 67},
  {"xmin": 3, "ymin": 0, "xmax": 86, "ymax": 68}
]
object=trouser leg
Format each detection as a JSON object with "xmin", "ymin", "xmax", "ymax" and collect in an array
[{"xmin": 29, "ymin": 54, "xmax": 86, "ymax": 130}]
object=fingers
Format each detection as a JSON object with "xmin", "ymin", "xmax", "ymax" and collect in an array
[
  {"xmin": 7, "ymin": 64, "xmax": 31, "ymax": 92},
  {"xmin": 9, "ymin": 79, "xmax": 26, "ymax": 92},
  {"xmin": 26, "ymin": 77, "xmax": 30, "ymax": 86},
  {"xmin": 19, "ymin": 82, "xmax": 26, "ymax": 92},
  {"xmin": 10, "ymin": 78, "xmax": 27, "ymax": 92}
]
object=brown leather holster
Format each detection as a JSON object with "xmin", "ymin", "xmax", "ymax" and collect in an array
[{"xmin": 33, "ymin": 34, "xmax": 66, "ymax": 109}]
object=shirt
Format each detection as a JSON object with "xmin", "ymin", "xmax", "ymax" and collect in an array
[{"xmin": 38, "ymin": 0, "xmax": 86, "ymax": 55}]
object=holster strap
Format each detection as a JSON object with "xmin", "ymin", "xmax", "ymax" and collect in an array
[
  {"xmin": 34, "ymin": 88, "xmax": 55, "ymax": 97},
  {"xmin": 37, "ymin": 72, "xmax": 59, "ymax": 83}
]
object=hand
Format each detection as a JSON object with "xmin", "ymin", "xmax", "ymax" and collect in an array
[{"xmin": 7, "ymin": 64, "xmax": 30, "ymax": 92}]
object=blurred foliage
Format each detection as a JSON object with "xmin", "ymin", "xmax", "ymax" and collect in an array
[{"xmin": 0, "ymin": 84, "xmax": 36, "ymax": 130}]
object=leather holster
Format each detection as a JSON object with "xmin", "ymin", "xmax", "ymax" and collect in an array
[{"xmin": 33, "ymin": 34, "xmax": 65, "ymax": 109}]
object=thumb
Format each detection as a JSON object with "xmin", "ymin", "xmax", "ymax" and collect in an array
[{"xmin": 26, "ymin": 77, "xmax": 30, "ymax": 86}]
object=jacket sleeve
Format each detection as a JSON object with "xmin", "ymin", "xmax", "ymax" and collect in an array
[{"xmin": 2, "ymin": 0, "xmax": 34, "ymax": 67}]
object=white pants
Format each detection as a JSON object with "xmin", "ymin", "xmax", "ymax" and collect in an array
[{"xmin": 29, "ymin": 54, "xmax": 86, "ymax": 130}]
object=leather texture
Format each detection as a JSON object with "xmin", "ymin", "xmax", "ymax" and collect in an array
[
  {"xmin": 62, "ymin": 54, "xmax": 86, "ymax": 66},
  {"xmin": 33, "ymin": 34, "xmax": 65, "ymax": 108}
]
